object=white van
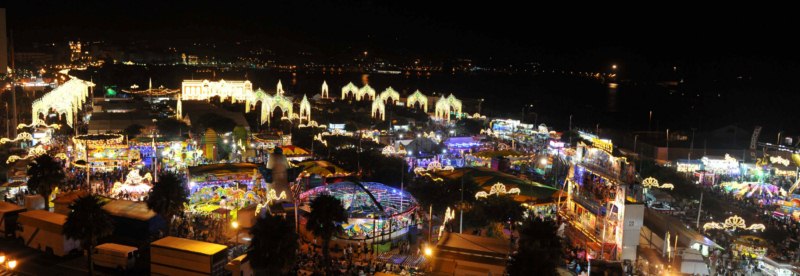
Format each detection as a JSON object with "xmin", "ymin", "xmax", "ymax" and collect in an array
[{"xmin": 92, "ymin": 243, "xmax": 138, "ymax": 270}]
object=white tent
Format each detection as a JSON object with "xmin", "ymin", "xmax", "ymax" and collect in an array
[{"xmin": 680, "ymin": 248, "xmax": 710, "ymax": 275}]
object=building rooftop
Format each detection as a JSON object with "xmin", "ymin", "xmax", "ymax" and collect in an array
[{"xmin": 151, "ymin": 236, "xmax": 227, "ymax": 256}]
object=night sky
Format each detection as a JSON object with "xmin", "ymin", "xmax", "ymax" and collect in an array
[
  {"xmin": 4, "ymin": 1, "xmax": 799, "ymax": 64},
  {"xmin": 5, "ymin": 1, "xmax": 800, "ymax": 134}
]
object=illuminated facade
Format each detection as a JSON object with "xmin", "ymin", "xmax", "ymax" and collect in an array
[
  {"xmin": 181, "ymin": 80, "xmax": 295, "ymax": 125},
  {"xmin": 69, "ymin": 41, "xmax": 82, "ymax": 62},
  {"xmin": 564, "ymin": 132, "xmax": 642, "ymax": 262},
  {"xmin": 181, "ymin": 79, "xmax": 254, "ymax": 102}
]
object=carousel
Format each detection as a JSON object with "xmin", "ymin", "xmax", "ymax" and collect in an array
[
  {"xmin": 186, "ymin": 163, "xmax": 267, "ymax": 217},
  {"xmin": 109, "ymin": 169, "xmax": 153, "ymax": 201},
  {"xmin": 299, "ymin": 181, "xmax": 418, "ymax": 241},
  {"xmin": 720, "ymin": 181, "xmax": 787, "ymax": 204}
]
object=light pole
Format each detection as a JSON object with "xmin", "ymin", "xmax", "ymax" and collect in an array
[
  {"xmin": 429, "ymin": 204, "xmax": 433, "ymax": 242},
  {"xmin": 568, "ymin": 114, "xmax": 572, "ymax": 146},
  {"xmin": 151, "ymin": 118, "xmax": 159, "ymax": 183},
  {"xmin": 688, "ymin": 128, "xmax": 696, "ymax": 166},
  {"xmin": 400, "ymin": 154, "xmax": 405, "ymax": 210}
]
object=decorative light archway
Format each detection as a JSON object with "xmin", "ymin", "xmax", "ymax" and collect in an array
[
  {"xmin": 407, "ymin": 90, "xmax": 428, "ymax": 111},
  {"xmin": 31, "ymin": 78, "xmax": 93, "ymax": 127},
  {"xmin": 371, "ymin": 99, "xmax": 386, "ymax": 121},
  {"xmin": 299, "ymin": 95, "xmax": 312, "ymax": 123},
  {"xmin": 434, "ymin": 94, "xmax": 462, "ymax": 122},
  {"xmin": 357, "ymin": 84, "xmax": 377, "ymax": 101},
  {"xmin": 321, "ymin": 81, "xmax": 329, "ymax": 99},
  {"xmin": 475, "ymin": 182, "xmax": 521, "ymax": 199},
  {"xmin": 341, "ymin": 82, "xmax": 358, "ymax": 99},
  {"xmin": 379, "ymin": 87, "xmax": 400, "ymax": 104},
  {"xmin": 642, "ymin": 177, "xmax": 674, "ymax": 190},
  {"xmin": 703, "ymin": 215, "xmax": 766, "ymax": 232},
  {"xmin": 276, "ymin": 80, "xmax": 285, "ymax": 95}
]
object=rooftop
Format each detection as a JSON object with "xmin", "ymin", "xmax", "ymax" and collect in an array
[{"xmin": 151, "ymin": 236, "xmax": 227, "ymax": 256}]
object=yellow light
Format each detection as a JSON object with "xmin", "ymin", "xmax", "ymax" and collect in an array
[
  {"xmin": 8, "ymin": 259, "xmax": 17, "ymax": 270},
  {"xmin": 424, "ymin": 246, "xmax": 433, "ymax": 257},
  {"xmin": 0, "ymin": 254, "xmax": 5, "ymax": 264},
  {"xmin": 232, "ymin": 221, "xmax": 239, "ymax": 229}
]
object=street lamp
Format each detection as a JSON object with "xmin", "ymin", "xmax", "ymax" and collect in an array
[
  {"xmin": 424, "ymin": 246, "xmax": 433, "ymax": 257},
  {"xmin": 8, "ymin": 260, "xmax": 16, "ymax": 271},
  {"xmin": 232, "ymin": 221, "xmax": 240, "ymax": 247}
]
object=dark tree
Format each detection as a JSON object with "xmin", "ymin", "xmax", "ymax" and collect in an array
[
  {"xmin": 407, "ymin": 176, "xmax": 480, "ymax": 215},
  {"xmin": 26, "ymin": 154, "xmax": 66, "ymax": 209},
  {"xmin": 456, "ymin": 118, "xmax": 487, "ymax": 136},
  {"xmin": 146, "ymin": 173, "xmax": 189, "ymax": 235},
  {"xmin": 156, "ymin": 118, "xmax": 189, "ymax": 137},
  {"xmin": 62, "ymin": 195, "xmax": 115, "ymax": 275},
  {"xmin": 246, "ymin": 214, "xmax": 298, "ymax": 274},
  {"xmin": 304, "ymin": 194, "xmax": 347, "ymax": 261},
  {"xmin": 507, "ymin": 219, "xmax": 563, "ymax": 276},
  {"xmin": 196, "ymin": 113, "xmax": 236, "ymax": 134},
  {"xmin": 123, "ymin": 124, "xmax": 143, "ymax": 138},
  {"xmin": 475, "ymin": 195, "xmax": 525, "ymax": 224}
]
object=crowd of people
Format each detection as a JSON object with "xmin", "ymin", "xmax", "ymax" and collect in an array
[
  {"xmin": 171, "ymin": 211, "xmax": 229, "ymax": 245},
  {"xmin": 293, "ymin": 239, "xmax": 423, "ymax": 276}
]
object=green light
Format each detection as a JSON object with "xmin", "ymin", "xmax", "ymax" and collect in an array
[{"xmin": 106, "ymin": 88, "xmax": 117, "ymax": 96}]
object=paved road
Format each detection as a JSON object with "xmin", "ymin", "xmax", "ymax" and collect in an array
[{"xmin": 0, "ymin": 238, "xmax": 124, "ymax": 276}]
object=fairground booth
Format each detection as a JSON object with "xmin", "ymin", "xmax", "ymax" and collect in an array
[
  {"xmin": 465, "ymin": 149, "xmax": 533, "ymax": 172},
  {"xmin": 128, "ymin": 135, "xmax": 200, "ymax": 171},
  {"xmin": 186, "ymin": 163, "xmax": 266, "ymax": 217},
  {"xmin": 72, "ymin": 134, "xmax": 131, "ymax": 171}
]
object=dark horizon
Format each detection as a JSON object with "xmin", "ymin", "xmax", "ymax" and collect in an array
[{"xmin": 4, "ymin": 1, "xmax": 800, "ymax": 64}]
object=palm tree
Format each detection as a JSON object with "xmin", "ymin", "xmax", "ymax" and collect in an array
[
  {"xmin": 26, "ymin": 154, "xmax": 66, "ymax": 210},
  {"xmin": 63, "ymin": 195, "xmax": 115, "ymax": 276},
  {"xmin": 146, "ymin": 172, "xmax": 189, "ymax": 236},
  {"xmin": 304, "ymin": 194, "xmax": 347, "ymax": 261},
  {"xmin": 245, "ymin": 214, "xmax": 298, "ymax": 274},
  {"xmin": 507, "ymin": 219, "xmax": 563, "ymax": 275}
]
